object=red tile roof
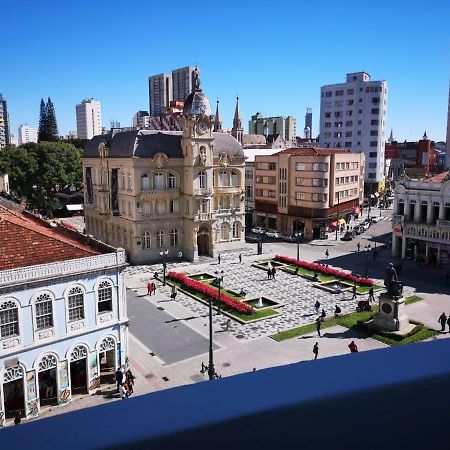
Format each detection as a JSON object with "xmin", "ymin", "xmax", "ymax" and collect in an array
[
  {"xmin": 424, "ymin": 171, "xmax": 449, "ymax": 183},
  {"xmin": 0, "ymin": 206, "xmax": 99, "ymax": 271},
  {"xmin": 273, "ymin": 147, "xmax": 350, "ymax": 157}
]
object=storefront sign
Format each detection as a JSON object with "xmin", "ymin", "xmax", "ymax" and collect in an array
[
  {"xmin": 59, "ymin": 360, "xmax": 69, "ymax": 389},
  {"xmin": 26, "ymin": 371, "xmax": 37, "ymax": 401}
]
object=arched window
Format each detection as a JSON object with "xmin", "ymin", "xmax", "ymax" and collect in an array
[
  {"xmin": 219, "ymin": 170, "xmax": 228, "ymax": 186},
  {"xmin": 153, "ymin": 172, "xmax": 164, "ymax": 190},
  {"xmin": 0, "ymin": 300, "xmax": 19, "ymax": 339},
  {"xmin": 68, "ymin": 286, "xmax": 84, "ymax": 322},
  {"xmin": 141, "ymin": 174, "xmax": 149, "ymax": 190},
  {"xmin": 199, "ymin": 171, "xmax": 207, "ymax": 189},
  {"xmin": 231, "ymin": 170, "xmax": 239, "ymax": 186},
  {"xmin": 98, "ymin": 280, "xmax": 113, "ymax": 313},
  {"xmin": 156, "ymin": 200, "xmax": 166, "ymax": 216},
  {"xmin": 221, "ymin": 223, "xmax": 230, "ymax": 240},
  {"xmin": 168, "ymin": 172, "xmax": 176, "ymax": 189},
  {"xmin": 157, "ymin": 230, "xmax": 165, "ymax": 248},
  {"xmin": 232, "ymin": 222, "xmax": 241, "ymax": 239},
  {"xmin": 35, "ymin": 293, "xmax": 53, "ymax": 330},
  {"xmin": 170, "ymin": 229, "xmax": 179, "ymax": 246},
  {"xmin": 142, "ymin": 231, "xmax": 151, "ymax": 249}
]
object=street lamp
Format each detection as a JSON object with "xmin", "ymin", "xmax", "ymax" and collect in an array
[
  {"xmin": 159, "ymin": 249, "xmax": 169, "ymax": 285},
  {"xmin": 214, "ymin": 269, "xmax": 224, "ymax": 315},
  {"xmin": 295, "ymin": 232, "xmax": 301, "ymax": 260},
  {"xmin": 365, "ymin": 244, "xmax": 371, "ymax": 278}
]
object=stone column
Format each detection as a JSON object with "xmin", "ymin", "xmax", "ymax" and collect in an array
[
  {"xmin": 401, "ymin": 234, "xmax": 407, "ymax": 258},
  {"xmin": 439, "ymin": 202, "xmax": 445, "ymax": 221},
  {"xmin": 393, "ymin": 196, "xmax": 399, "ymax": 214},
  {"xmin": 414, "ymin": 201, "xmax": 421, "ymax": 223},
  {"xmin": 426, "ymin": 201, "xmax": 433, "ymax": 224}
]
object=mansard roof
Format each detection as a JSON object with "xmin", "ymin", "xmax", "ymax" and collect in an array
[{"xmin": 83, "ymin": 130, "xmax": 244, "ymax": 159}]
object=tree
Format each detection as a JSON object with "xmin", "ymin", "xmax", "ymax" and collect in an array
[
  {"xmin": 38, "ymin": 98, "xmax": 48, "ymax": 142},
  {"xmin": 37, "ymin": 97, "xmax": 59, "ymax": 142}
]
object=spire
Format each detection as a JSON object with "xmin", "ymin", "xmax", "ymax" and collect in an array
[
  {"xmin": 388, "ymin": 128, "xmax": 394, "ymax": 143},
  {"xmin": 231, "ymin": 96, "xmax": 243, "ymax": 145},
  {"xmin": 214, "ymin": 100, "xmax": 222, "ymax": 132},
  {"xmin": 423, "ymin": 130, "xmax": 428, "ymax": 140}
]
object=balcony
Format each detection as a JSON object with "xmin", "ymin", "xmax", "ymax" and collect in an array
[
  {"xmin": 193, "ymin": 188, "xmax": 213, "ymax": 197},
  {"xmin": 215, "ymin": 185, "xmax": 241, "ymax": 194},
  {"xmin": 436, "ymin": 219, "xmax": 450, "ymax": 228},
  {"xmin": 194, "ymin": 212, "xmax": 214, "ymax": 222},
  {"xmin": 140, "ymin": 188, "xmax": 180, "ymax": 200}
]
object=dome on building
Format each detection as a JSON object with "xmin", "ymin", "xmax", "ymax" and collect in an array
[{"xmin": 183, "ymin": 68, "xmax": 212, "ymax": 116}]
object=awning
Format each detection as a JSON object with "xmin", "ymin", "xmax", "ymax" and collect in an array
[
  {"xmin": 66, "ymin": 204, "xmax": 83, "ymax": 211},
  {"xmin": 330, "ymin": 221, "xmax": 338, "ymax": 227},
  {"xmin": 354, "ymin": 206, "xmax": 361, "ymax": 214},
  {"xmin": 338, "ymin": 218, "xmax": 346, "ymax": 225}
]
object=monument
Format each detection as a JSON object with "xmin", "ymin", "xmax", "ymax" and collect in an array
[{"xmin": 372, "ymin": 263, "xmax": 409, "ymax": 332}]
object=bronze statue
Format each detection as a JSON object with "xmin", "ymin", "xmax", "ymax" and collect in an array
[{"xmin": 384, "ymin": 263, "xmax": 402, "ymax": 297}]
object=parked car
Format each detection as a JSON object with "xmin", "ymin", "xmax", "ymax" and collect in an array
[
  {"xmin": 266, "ymin": 231, "xmax": 282, "ymax": 238},
  {"xmin": 341, "ymin": 231, "xmax": 355, "ymax": 241},
  {"xmin": 354, "ymin": 226, "xmax": 364, "ymax": 235},
  {"xmin": 362, "ymin": 221, "xmax": 370, "ymax": 231},
  {"xmin": 280, "ymin": 234, "xmax": 295, "ymax": 242},
  {"xmin": 370, "ymin": 216, "xmax": 382, "ymax": 223},
  {"xmin": 251, "ymin": 227, "xmax": 266, "ymax": 234}
]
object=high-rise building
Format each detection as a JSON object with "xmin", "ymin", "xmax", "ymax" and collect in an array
[
  {"xmin": 76, "ymin": 98, "xmax": 102, "ymax": 140},
  {"xmin": 305, "ymin": 108, "xmax": 312, "ymax": 138},
  {"xmin": 18, "ymin": 124, "xmax": 38, "ymax": 145},
  {"xmin": 132, "ymin": 111, "xmax": 150, "ymax": 129},
  {"xmin": 172, "ymin": 66, "xmax": 196, "ymax": 103},
  {"xmin": 446, "ymin": 84, "xmax": 450, "ymax": 168},
  {"xmin": 248, "ymin": 113, "xmax": 297, "ymax": 141},
  {"xmin": 148, "ymin": 73, "xmax": 172, "ymax": 117},
  {"xmin": 0, "ymin": 94, "xmax": 10, "ymax": 148},
  {"xmin": 319, "ymin": 72, "xmax": 388, "ymax": 192}
]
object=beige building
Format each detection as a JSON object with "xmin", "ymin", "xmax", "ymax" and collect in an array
[
  {"xmin": 253, "ymin": 148, "xmax": 365, "ymax": 239},
  {"xmin": 392, "ymin": 171, "xmax": 450, "ymax": 266},
  {"xmin": 248, "ymin": 113, "xmax": 297, "ymax": 142},
  {"xmin": 82, "ymin": 71, "xmax": 246, "ymax": 264}
]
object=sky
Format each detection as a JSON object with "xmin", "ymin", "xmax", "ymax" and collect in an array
[{"xmin": 2, "ymin": 0, "xmax": 449, "ymax": 141}]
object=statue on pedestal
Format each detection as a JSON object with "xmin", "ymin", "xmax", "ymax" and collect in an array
[{"xmin": 384, "ymin": 263, "xmax": 403, "ymax": 298}]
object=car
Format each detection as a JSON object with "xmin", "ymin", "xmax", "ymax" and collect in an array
[
  {"xmin": 353, "ymin": 226, "xmax": 363, "ymax": 235},
  {"xmin": 341, "ymin": 231, "xmax": 355, "ymax": 241},
  {"xmin": 251, "ymin": 227, "xmax": 266, "ymax": 234},
  {"xmin": 370, "ymin": 216, "xmax": 382, "ymax": 223},
  {"xmin": 362, "ymin": 222, "xmax": 370, "ymax": 231},
  {"xmin": 266, "ymin": 231, "xmax": 282, "ymax": 238}
]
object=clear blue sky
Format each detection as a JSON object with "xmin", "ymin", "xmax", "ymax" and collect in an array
[{"xmin": 2, "ymin": 0, "xmax": 449, "ymax": 141}]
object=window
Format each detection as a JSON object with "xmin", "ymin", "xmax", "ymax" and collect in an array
[
  {"xmin": 345, "ymin": 142, "xmax": 352, "ymax": 147},
  {"xmin": 231, "ymin": 171, "xmax": 239, "ymax": 186},
  {"xmin": 296, "ymin": 192, "xmax": 306, "ymax": 200},
  {"xmin": 221, "ymin": 223, "xmax": 230, "ymax": 240},
  {"xmin": 368, "ymin": 173, "xmax": 376, "ymax": 179},
  {"xmin": 324, "ymin": 122, "xmax": 331, "ymax": 128},
  {"xmin": 371, "ymin": 108, "xmax": 379, "ymax": 114},
  {"xmin": 168, "ymin": 173, "xmax": 176, "ymax": 189},
  {"xmin": 0, "ymin": 300, "xmax": 19, "ymax": 339},
  {"xmin": 312, "ymin": 193, "xmax": 327, "ymax": 202},
  {"xmin": 142, "ymin": 231, "xmax": 151, "ymax": 249},
  {"xmin": 347, "ymin": 88, "xmax": 354, "ymax": 95},
  {"xmin": 312, "ymin": 178, "xmax": 328, "ymax": 187},
  {"xmin": 141, "ymin": 174, "xmax": 149, "ymax": 190},
  {"xmin": 334, "ymin": 132, "xmax": 342, "ymax": 138},
  {"xmin": 325, "ymin": 91, "xmax": 332, "ymax": 97},
  {"xmin": 369, "ymin": 152, "xmax": 377, "ymax": 157},
  {"xmin": 121, "ymin": 172, "xmax": 126, "ymax": 189},
  {"xmin": 268, "ymin": 163, "xmax": 276, "ymax": 170},
  {"xmin": 256, "ymin": 176, "xmax": 263, "ymax": 183},
  {"xmin": 371, "ymin": 119, "xmax": 379, "ymax": 125},
  {"xmin": 335, "ymin": 111, "xmax": 342, "ymax": 118},
  {"xmin": 232, "ymin": 222, "xmax": 240, "ymax": 238},
  {"xmin": 370, "ymin": 141, "xmax": 378, "ymax": 147},
  {"xmin": 170, "ymin": 229, "xmax": 178, "ymax": 246},
  {"xmin": 35, "ymin": 293, "xmax": 53, "ymax": 330},
  {"xmin": 97, "ymin": 281, "xmax": 113, "ymax": 313},
  {"xmin": 346, "ymin": 110, "xmax": 353, "ymax": 116},
  {"xmin": 372, "ymin": 97, "xmax": 380, "ymax": 104},
  {"xmin": 369, "ymin": 163, "xmax": 377, "ymax": 168},
  {"xmin": 157, "ymin": 230, "xmax": 165, "ymax": 248},
  {"xmin": 296, "ymin": 163, "xmax": 306, "ymax": 171},
  {"xmin": 325, "ymin": 112, "xmax": 331, "ymax": 118},
  {"xmin": 296, "ymin": 177, "xmax": 304, "ymax": 186},
  {"xmin": 335, "ymin": 90, "xmax": 344, "ymax": 96},
  {"xmin": 312, "ymin": 163, "xmax": 328, "ymax": 171},
  {"xmin": 68, "ymin": 287, "xmax": 84, "ymax": 322},
  {"xmin": 153, "ymin": 172, "xmax": 164, "ymax": 190},
  {"xmin": 219, "ymin": 170, "xmax": 228, "ymax": 186},
  {"xmin": 345, "ymin": 131, "xmax": 352, "ymax": 137},
  {"xmin": 169, "ymin": 199, "xmax": 178, "ymax": 214},
  {"xmin": 128, "ymin": 174, "xmax": 132, "ymax": 190},
  {"xmin": 346, "ymin": 99, "xmax": 354, "ymax": 105},
  {"xmin": 334, "ymin": 122, "xmax": 343, "ymax": 127},
  {"xmin": 370, "ymin": 130, "xmax": 378, "ymax": 136},
  {"xmin": 199, "ymin": 171, "xmax": 207, "ymax": 189}
]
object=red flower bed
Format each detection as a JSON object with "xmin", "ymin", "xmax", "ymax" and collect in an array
[
  {"xmin": 274, "ymin": 255, "xmax": 374, "ymax": 286},
  {"xmin": 168, "ymin": 272, "xmax": 254, "ymax": 314}
]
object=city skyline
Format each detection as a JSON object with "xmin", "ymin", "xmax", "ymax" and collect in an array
[{"xmin": 2, "ymin": 0, "xmax": 449, "ymax": 141}]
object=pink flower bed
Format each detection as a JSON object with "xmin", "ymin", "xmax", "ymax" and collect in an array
[
  {"xmin": 168, "ymin": 271, "xmax": 254, "ymax": 314},
  {"xmin": 274, "ymin": 255, "xmax": 374, "ymax": 286}
]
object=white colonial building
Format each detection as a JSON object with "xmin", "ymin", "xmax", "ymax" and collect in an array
[
  {"xmin": 82, "ymin": 70, "xmax": 246, "ymax": 264},
  {"xmin": 0, "ymin": 206, "xmax": 128, "ymax": 426},
  {"xmin": 392, "ymin": 172, "xmax": 450, "ymax": 265}
]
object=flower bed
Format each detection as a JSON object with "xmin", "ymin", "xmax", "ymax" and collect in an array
[
  {"xmin": 274, "ymin": 255, "xmax": 374, "ymax": 286},
  {"xmin": 168, "ymin": 272, "xmax": 253, "ymax": 314}
]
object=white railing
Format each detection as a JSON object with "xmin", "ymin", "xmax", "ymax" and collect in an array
[
  {"xmin": 194, "ymin": 212, "xmax": 213, "ymax": 221},
  {"xmin": 0, "ymin": 250, "xmax": 127, "ymax": 287},
  {"xmin": 193, "ymin": 188, "xmax": 212, "ymax": 196},
  {"xmin": 140, "ymin": 188, "xmax": 180, "ymax": 196},
  {"xmin": 436, "ymin": 220, "xmax": 450, "ymax": 228}
]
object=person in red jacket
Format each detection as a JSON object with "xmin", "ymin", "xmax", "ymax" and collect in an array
[
  {"xmin": 348, "ymin": 341, "xmax": 358, "ymax": 353},
  {"xmin": 147, "ymin": 282, "xmax": 153, "ymax": 296}
]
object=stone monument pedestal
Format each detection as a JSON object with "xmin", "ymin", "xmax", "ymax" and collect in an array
[{"xmin": 372, "ymin": 293, "xmax": 409, "ymax": 332}]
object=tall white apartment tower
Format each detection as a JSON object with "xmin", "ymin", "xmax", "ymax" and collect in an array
[
  {"xmin": 18, "ymin": 124, "xmax": 38, "ymax": 145},
  {"xmin": 76, "ymin": 98, "xmax": 102, "ymax": 139},
  {"xmin": 172, "ymin": 66, "xmax": 196, "ymax": 103},
  {"xmin": 319, "ymin": 72, "xmax": 388, "ymax": 192},
  {"xmin": 148, "ymin": 73, "xmax": 172, "ymax": 117}
]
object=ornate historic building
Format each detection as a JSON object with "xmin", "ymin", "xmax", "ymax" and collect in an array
[
  {"xmin": 0, "ymin": 206, "xmax": 128, "ymax": 426},
  {"xmin": 82, "ymin": 71, "xmax": 246, "ymax": 264}
]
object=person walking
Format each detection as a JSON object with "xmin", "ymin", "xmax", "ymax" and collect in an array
[
  {"xmin": 334, "ymin": 305, "xmax": 342, "ymax": 317},
  {"xmin": 14, "ymin": 411, "xmax": 21, "ymax": 425},
  {"xmin": 351, "ymin": 283, "xmax": 357, "ymax": 300},
  {"xmin": 177, "ymin": 251, "xmax": 183, "ymax": 263},
  {"xmin": 218, "ymin": 254, "xmax": 221, "ymax": 264},
  {"xmin": 314, "ymin": 300, "xmax": 320, "ymax": 314},
  {"xmin": 348, "ymin": 341, "xmax": 358, "ymax": 353},
  {"xmin": 147, "ymin": 282, "xmax": 153, "ymax": 296},
  {"xmin": 438, "ymin": 312, "xmax": 447, "ymax": 332},
  {"xmin": 313, "ymin": 342, "xmax": 319, "ymax": 360},
  {"xmin": 272, "ymin": 267, "xmax": 277, "ymax": 280},
  {"xmin": 447, "ymin": 315, "xmax": 450, "ymax": 333},
  {"xmin": 325, "ymin": 249, "xmax": 329, "ymax": 259},
  {"xmin": 357, "ymin": 242, "xmax": 361, "ymax": 252},
  {"xmin": 239, "ymin": 253, "xmax": 242, "ymax": 263},
  {"xmin": 171, "ymin": 284, "xmax": 178, "ymax": 300},
  {"xmin": 368, "ymin": 286, "xmax": 375, "ymax": 302},
  {"xmin": 152, "ymin": 282, "xmax": 156, "ymax": 295},
  {"xmin": 316, "ymin": 317, "xmax": 322, "ymax": 337},
  {"xmin": 115, "ymin": 366, "xmax": 124, "ymax": 393},
  {"xmin": 267, "ymin": 267, "xmax": 272, "ymax": 280},
  {"xmin": 321, "ymin": 308, "xmax": 326, "ymax": 319},
  {"xmin": 125, "ymin": 368, "xmax": 135, "ymax": 395}
]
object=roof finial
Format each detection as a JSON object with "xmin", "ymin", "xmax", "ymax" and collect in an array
[{"xmin": 214, "ymin": 99, "xmax": 222, "ymax": 132}]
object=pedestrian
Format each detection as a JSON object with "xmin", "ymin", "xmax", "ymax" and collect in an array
[
  {"xmin": 373, "ymin": 249, "xmax": 378, "ymax": 260},
  {"xmin": 334, "ymin": 305, "xmax": 342, "ymax": 317},
  {"xmin": 121, "ymin": 383, "xmax": 129, "ymax": 399},
  {"xmin": 313, "ymin": 271, "xmax": 319, "ymax": 282},
  {"xmin": 125, "ymin": 368, "xmax": 135, "ymax": 394},
  {"xmin": 368, "ymin": 286, "xmax": 375, "ymax": 302},
  {"xmin": 438, "ymin": 312, "xmax": 447, "ymax": 332},
  {"xmin": 177, "ymin": 251, "xmax": 183, "ymax": 263},
  {"xmin": 351, "ymin": 283, "xmax": 357, "ymax": 300},
  {"xmin": 147, "ymin": 282, "xmax": 153, "ymax": 296},
  {"xmin": 325, "ymin": 249, "xmax": 329, "ymax": 259},
  {"xmin": 316, "ymin": 317, "xmax": 322, "ymax": 337},
  {"xmin": 348, "ymin": 341, "xmax": 358, "ymax": 353},
  {"xmin": 313, "ymin": 342, "xmax": 319, "ymax": 360},
  {"xmin": 239, "ymin": 253, "xmax": 242, "ymax": 263},
  {"xmin": 152, "ymin": 282, "xmax": 156, "ymax": 295},
  {"xmin": 218, "ymin": 254, "xmax": 221, "ymax": 264},
  {"xmin": 171, "ymin": 284, "xmax": 177, "ymax": 300},
  {"xmin": 115, "ymin": 366, "xmax": 124, "ymax": 393},
  {"xmin": 321, "ymin": 308, "xmax": 326, "ymax": 319},
  {"xmin": 225, "ymin": 318, "xmax": 231, "ymax": 331},
  {"xmin": 272, "ymin": 267, "xmax": 277, "ymax": 280},
  {"xmin": 45, "ymin": 376, "xmax": 54, "ymax": 399},
  {"xmin": 447, "ymin": 315, "xmax": 450, "ymax": 333},
  {"xmin": 14, "ymin": 411, "xmax": 21, "ymax": 425},
  {"xmin": 357, "ymin": 242, "xmax": 361, "ymax": 252},
  {"xmin": 153, "ymin": 271, "xmax": 158, "ymax": 279},
  {"xmin": 267, "ymin": 267, "xmax": 272, "ymax": 280},
  {"xmin": 314, "ymin": 300, "xmax": 320, "ymax": 314}
]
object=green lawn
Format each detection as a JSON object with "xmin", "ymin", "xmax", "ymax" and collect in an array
[{"xmin": 405, "ymin": 295, "xmax": 424, "ymax": 305}]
